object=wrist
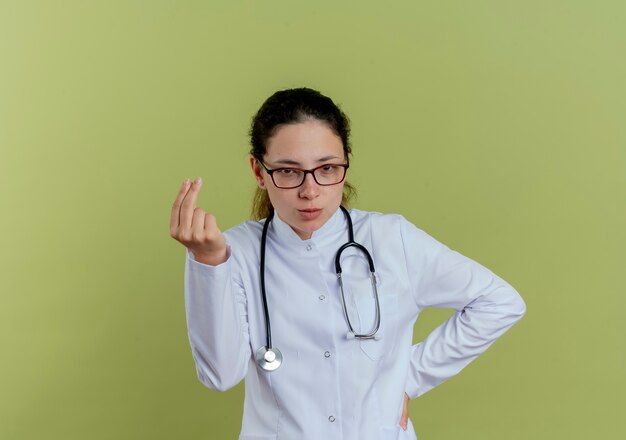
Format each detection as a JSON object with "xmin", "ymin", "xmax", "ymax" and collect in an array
[{"xmin": 191, "ymin": 247, "xmax": 228, "ymax": 266}]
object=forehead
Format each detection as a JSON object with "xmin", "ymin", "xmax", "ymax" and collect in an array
[{"xmin": 265, "ymin": 120, "xmax": 344, "ymax": 162}]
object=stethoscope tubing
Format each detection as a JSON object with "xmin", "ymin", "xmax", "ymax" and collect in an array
[
  {"xmin": 259, "ymin": 209, "xmax": 275, "ymax": 350},
  {"xmin": 257, "ymin": 205, "xmax": 381, "ymax": 371}
]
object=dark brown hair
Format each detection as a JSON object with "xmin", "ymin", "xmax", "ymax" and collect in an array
[{"xmin": 249, "ymin": 87, "xmax": 356, "ymax": 219}]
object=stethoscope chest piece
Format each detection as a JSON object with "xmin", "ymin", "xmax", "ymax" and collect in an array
[{"xmin": 256, "ymin": 346, "xmax": 283, "ymax": 371}]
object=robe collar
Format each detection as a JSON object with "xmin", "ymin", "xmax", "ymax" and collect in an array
[{"xmin": 269, "ymin": 206, "xmax": 349, "ymax": 252}]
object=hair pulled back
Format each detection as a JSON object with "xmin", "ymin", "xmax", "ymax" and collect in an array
[{"xmin": 249, "ymin": 87, "xmax": 356, "ymax": 219}]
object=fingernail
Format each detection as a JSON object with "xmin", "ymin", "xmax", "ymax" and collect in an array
[
  {"xmin": 195, "ymin": 177, "xmax": 202, "ymax": 185},
  {"xmin": 183, "ymin": 178, "xmax": 190, "ymax": 186}
]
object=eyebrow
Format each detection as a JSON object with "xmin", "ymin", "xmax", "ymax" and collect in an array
[{"xmin": 272, "ymin": 155, "xmax": 342, "ymax": 166}]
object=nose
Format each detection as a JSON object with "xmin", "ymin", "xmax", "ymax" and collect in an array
[{"xmin": 298, "ymin": 172, "xmax": 320, "ymax": 199}]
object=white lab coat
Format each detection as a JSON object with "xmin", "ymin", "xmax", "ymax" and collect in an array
[{"xmin": 184, "ymin": 207, "xmax": 526, "ymax": 440}]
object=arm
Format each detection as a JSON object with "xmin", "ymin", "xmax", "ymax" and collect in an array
[
  {"xmin": 169, "ymin": 177, "xmax": 251, "ymax": 392},
  {"xmin": 399, "ymin": 218, "xmax": 526, "ymax": 399},
  {"xmin": 184, "ymin": 246, "xmax": 251, "ymax": 392}
]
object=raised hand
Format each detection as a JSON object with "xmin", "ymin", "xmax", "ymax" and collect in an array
[{"xmin": 169, "ymin": 177, "xmax": 227, "ymax": 266}]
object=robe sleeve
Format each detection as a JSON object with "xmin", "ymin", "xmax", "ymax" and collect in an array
[
  {"xmin": 184, "ymin": 245, "xmax": 251, "ymax": 392},
  {"xmin": 399, "ymin": 217, "xmax": 526, "ymax": 399}
]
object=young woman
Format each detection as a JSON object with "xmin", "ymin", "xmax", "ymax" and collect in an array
[{"xmin": 169, "ymin": 87, "xmax": 526, "ymax": 440}]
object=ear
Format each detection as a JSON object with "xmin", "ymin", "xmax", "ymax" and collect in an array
[{"xmin": 249, "ymin": 155, "xmax": 265, "ymax": 188}]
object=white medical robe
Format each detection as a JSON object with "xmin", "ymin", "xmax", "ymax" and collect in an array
[{"xmin": 184, "ymin": 207, "xmax": 526, "ymax": 440}]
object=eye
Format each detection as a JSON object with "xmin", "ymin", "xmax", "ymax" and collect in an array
[
  {"xmin": 277, "ymin": 168, "xmax": 298, "ymax": 175},
  {"xmin": 320, "ymin": 165, "xmax": 339, "ymax": 173}
]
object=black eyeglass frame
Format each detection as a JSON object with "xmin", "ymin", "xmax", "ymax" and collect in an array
[{"xmin": 258, "ymin": 161, "xmax": 350, "ymax": 189}]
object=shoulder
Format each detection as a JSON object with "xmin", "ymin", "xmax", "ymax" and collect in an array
[
  {"xmin": 347, "ymin": 207, "xmax": 414, "ymax": 231},
  {"xmin": 348, "ymin": 208, "xmax": 444, "ymax": 251},
  {"xmin": 215, "ymin": 219, "xmax": 266, "ymax": 274},
  {"xmin": 223, "ymin": 218, "xmax": 264, "ymax": 247},
  {"xmin": 219, "ymin": 219, "xmax": 264, "ymax": 265}
]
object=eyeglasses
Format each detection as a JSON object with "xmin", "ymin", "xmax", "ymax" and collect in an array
[{"xmin": 259, "ymin": 161, "xmax": 349, "ymax": 189}]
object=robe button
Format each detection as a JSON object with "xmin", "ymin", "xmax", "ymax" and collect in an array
[{"xmin": 328, "ymin": 415, "xmax": 336, "ymax": 422}]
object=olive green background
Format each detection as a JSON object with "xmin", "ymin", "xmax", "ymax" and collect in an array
[{"xmin": 1, "ymin": 1, "xmax": 624, "ymax": 439}]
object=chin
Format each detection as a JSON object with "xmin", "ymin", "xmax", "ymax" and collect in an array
[
  {"xmin": 298, "ymin": 222, "xmax": 319, "ymax": 233},
  {"xmin": 294, "ymin": 220, "xmax": 322, "ymax": 238}
]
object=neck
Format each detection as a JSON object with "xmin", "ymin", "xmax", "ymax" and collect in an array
[{"xmin": 294, "ymin": 229, "xmax": 312, "ymax": 240}]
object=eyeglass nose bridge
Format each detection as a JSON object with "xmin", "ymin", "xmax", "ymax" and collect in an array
[{"xmin": 299, "ymin": 168, "xmax": 322, "ymax": 187}]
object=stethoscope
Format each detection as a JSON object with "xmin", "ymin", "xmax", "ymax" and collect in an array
[{"xmin": 255, "ymin": 205, "xmax": 381, "ymax": 372}]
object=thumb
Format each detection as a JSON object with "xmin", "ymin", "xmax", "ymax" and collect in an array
[{"xmin": 400, "ymin": 393, "xmax": 409, "ymax": 431}]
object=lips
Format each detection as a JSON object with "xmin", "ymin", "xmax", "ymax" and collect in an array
[{"xmin": 298, "ymin": 208, "xmax": 322, "ymax": 220}]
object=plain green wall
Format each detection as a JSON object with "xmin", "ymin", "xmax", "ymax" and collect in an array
[{"xmin": 1, "ymin": 1, "xmax": 624, "ymax": 439}]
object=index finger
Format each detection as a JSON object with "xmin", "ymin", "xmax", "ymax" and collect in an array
[
  {"xmin": 178, "ymin": 177, "xmax": 203, "ymax": 230},
  {"xmin": 169, "ymin": 177, "xmax": 194, "ymax": 230}
]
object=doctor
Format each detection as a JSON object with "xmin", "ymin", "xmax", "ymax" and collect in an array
[{"xmin": 170, "ymin": 87, "xmax": 526, "ymax": 440}]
